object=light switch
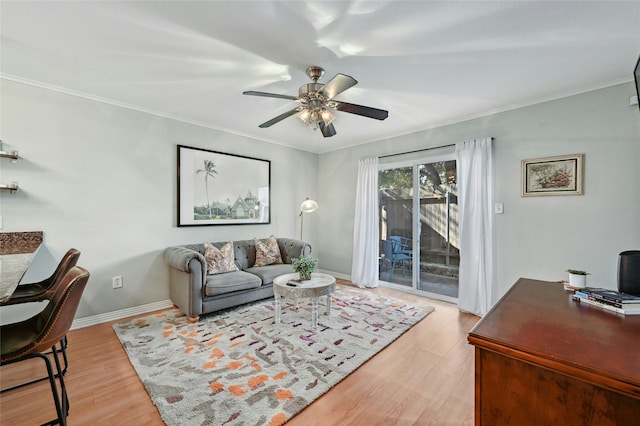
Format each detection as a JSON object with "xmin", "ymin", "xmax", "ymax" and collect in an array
[{"xmin": 495, "ymin": 203, "xmax": 504, "ymax": 214}]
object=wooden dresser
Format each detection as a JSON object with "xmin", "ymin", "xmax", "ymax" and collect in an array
[{"xmin": 468, "ymin": 278, "xmax": 640, "ymax": 425}]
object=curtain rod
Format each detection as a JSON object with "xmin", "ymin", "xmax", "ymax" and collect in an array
[{"xmin": 378, "ymin": 143, "xmax": 456, "ymax": 159}]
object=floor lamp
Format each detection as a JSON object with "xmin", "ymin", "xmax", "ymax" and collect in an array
[{"xmin": 299, "ymin": 198, "xmax": 318, "ymax": 240}]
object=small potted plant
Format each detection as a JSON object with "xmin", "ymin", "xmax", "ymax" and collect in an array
[
  {"xmin": 567, "ymin": 269, "xmax": 590, "ymax": 288},
  {"xmin": 292, "ymin": 255, "xmax": 318, "ymax": 281}
]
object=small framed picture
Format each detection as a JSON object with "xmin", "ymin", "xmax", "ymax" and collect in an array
[{"xmin": 521, "ymin": 154, "xmax": 584, "ymax": 197}]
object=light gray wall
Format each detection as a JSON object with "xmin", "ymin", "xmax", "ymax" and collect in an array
[
  {"xmin": 317, "ymin": 82, "xmax": 640, "ymax": 301},
  {"xmin": 1, "ymin": 80, "xmax": 318, "ymax": 319}
]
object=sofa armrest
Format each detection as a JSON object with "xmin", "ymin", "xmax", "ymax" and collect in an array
[
  {"xmin": 164, "ymin": 246, "xmax": 206, "ymax": 318},
  {"xmin": 164, "ymin": 246, "xmax": 206, "ymax": 273},
  {"xmin": 277, "ymin": 238, "xmax": 312, "ymax": 264}
]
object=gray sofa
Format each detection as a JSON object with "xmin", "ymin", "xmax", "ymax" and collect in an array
[{"xmin": 164, "ymin": 237, "xmax": 311, "ymax": 321}]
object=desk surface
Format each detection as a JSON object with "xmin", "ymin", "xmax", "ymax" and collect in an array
[{"xmin": 469, "ymin": 278, "xmax": 640, "ymax": 393}]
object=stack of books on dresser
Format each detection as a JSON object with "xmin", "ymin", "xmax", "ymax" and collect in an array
[{"xmin": 572, "ymin": 287, "xmax": 640, "ymax": 315}]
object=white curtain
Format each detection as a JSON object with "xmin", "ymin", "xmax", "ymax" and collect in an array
[
  {"xmin": 351, "ymin": 157, "xmax": 379, "ymax": 288},
  {"xmin": 456, "ymin": 138, "xmax": 494, "ymax": 316}
]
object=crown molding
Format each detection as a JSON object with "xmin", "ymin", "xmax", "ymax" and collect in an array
[
  {"xmin": 0, "ymin": 73, "xmax": 298, "ymax": 150},
  {"xmin": 3, "ymin": 73, "xmax": 633, "ymax": 156}
]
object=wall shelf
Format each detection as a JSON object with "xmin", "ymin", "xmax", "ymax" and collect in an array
[
  {"xmin": 0, "ymin": 150, "xmax": 19, "ymax": 161},
  {"xmin": 1, "ymin": 146, "xmax": 20, "ymax": 192},
  {"xmin": 0, "ymin": 183, "xmax": 19, "ymax": 193}
]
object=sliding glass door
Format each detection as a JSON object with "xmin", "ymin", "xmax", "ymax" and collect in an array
[
  {"xmin": 379, "ymin": 155, "xmax": 459, "ymax": 301},
  {"xmin": 379, "ymin": 166, "xmax": 414, "ymax": 287}
]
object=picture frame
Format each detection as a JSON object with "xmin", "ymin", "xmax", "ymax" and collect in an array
[
  {"xmin": 521, "ymin": 154, "xmax": 584, "ymax": 197},
  {"xmin": 177, "ymin": 145, "xmax": 270, "ymax": 226}
]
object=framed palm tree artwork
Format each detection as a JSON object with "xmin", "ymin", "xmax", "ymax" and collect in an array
[{"xmin": 177, "ymin": 145, "xmax": 270, "ymax": 226}]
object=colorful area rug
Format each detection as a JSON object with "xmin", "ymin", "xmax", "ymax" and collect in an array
[{"xmin": 113, "ymin": 286, "xmax": 434, "ymax": 425}]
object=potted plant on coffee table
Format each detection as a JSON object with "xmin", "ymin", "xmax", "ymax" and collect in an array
[
  {"xmin": 567, "ymin": 269, "xmax": 590, "ymax": 288},
  {"xmin": 292, "ymin": 255, "xmax": 318, "ymax": 281}
]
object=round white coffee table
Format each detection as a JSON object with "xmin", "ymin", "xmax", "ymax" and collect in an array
[{"xmin": 273, "ymin": 272, "xmax": 336, "ymax": 328}]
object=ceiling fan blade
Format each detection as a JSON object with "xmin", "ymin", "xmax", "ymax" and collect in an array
[
  {"xmin": 243, "ymin": 90, "xmax": 299, "ymax": 101},
  {"xmin": 319, "ymin": 122, "xmax": 336, "ymax": 138},
  {"xmin": 335, "ymin": 101, "xmax": 388, "ymax": 120},
  {"xmin": 258, "ymin": 108, "xmax": 299, "ymax": 128},
  {"xmin": 318, "ymin": 74, "xmax": 358, "ymax": 100}
]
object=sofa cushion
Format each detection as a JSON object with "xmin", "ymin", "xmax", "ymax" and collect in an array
[
  {"xmin": 254, "ymin": 236, "xmax": 283, "ymax": 267},
  {"xmin": 204, "ymin": 241, "xmax": 238, "ymax": 275},
  {"xmin": 204, "ymin": 271, "xmax": 262, "ymax": 297},
  {"xmin": 244, "ymin": 264, "xmax": 295, "ymax": 285}
]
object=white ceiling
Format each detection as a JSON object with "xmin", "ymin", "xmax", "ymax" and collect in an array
[{"xmin": 2, "ymin": 1, "xmax": 639, "ymax": 153}]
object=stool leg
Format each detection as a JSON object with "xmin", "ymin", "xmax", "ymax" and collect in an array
[
  {"xmin": 59, "ymin": 336, "xmax": 69, "ymax": 377},
  {"xmin": 52, "ymin": 346, "xmax": 69, "ymax": 419},
  {"xmin": 0, "ymin": 339, "xmax": 69, "ymax": 394},
  {"xmin": 39, "ymin": 352, "xmax": 66, "ymax": 426}
]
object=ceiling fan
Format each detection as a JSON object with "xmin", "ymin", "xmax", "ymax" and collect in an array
[{"xmin": 243, "ymin": 66, "xmax": 388, "ymax": 138}]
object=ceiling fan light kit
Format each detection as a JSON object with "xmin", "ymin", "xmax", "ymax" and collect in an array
[
  {"xmin": 243, "ymin": 66, "xmax": 388, "ymax": 138},
  {"xmin": 296, "ymin": 85, "xmax": 336, "ymax": 130}
]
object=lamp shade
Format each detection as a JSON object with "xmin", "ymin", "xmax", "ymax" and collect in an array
[
  {"xmin": 300, "ymin": 198, "xmax": 318, "ymax": 213},
  {"xmin": 299, "ymin": 198, "xmax": 318, "ymax": 240}
]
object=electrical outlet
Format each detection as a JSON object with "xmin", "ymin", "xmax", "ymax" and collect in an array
[{"xmin": 112, "ymin": 275, "xmax": 123, "ymax": 289}]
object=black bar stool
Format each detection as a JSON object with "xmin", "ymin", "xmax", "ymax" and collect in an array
[
  {"xmin": 1, "ymin": 266, "xmax": 90, "ymax": 426},
  {"xmin": 1, "ymin": 248, "xmax": 81, "ymax": 392}
]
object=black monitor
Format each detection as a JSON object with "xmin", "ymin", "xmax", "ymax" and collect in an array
[
  {"xmin": 619, "ymin": 250, "xmax": 640, "ymax": 295},
  {"xmin": 635, "ymin": 54, "xmax": 640, "ymax": 112}
]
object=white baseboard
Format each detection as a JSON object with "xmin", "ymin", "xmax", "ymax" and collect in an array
[
  {"xmin": 318, "ymin": 269, "xmax": 351, "ymax": 281},
  {"xmin": 71, "ymin": 299, "xmax": 174, "ymax": 330}
]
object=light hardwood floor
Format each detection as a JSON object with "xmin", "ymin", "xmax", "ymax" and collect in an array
[{"xmin": 0, "ymin": 280, "xmax": 479, "ymax": 425}]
